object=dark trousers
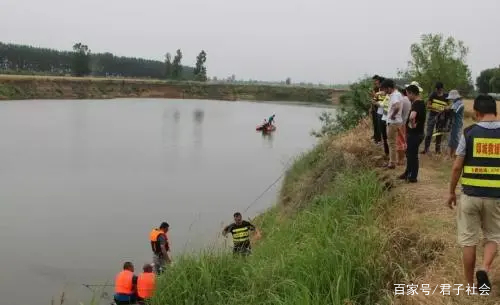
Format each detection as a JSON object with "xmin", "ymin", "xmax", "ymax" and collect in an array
[
  {"xmin": 404, "ymin": 133, "xmax": 424, "ymax": 179},
  {"xmin": 114, "ymin": 295, "xmax": 137, "ymax": 305},
  {"xmin": 378, "ymin": 115, "xmax": 389, "ymax": 156},
  {"xmin": 371, "ymin": 108, "xmax": 381, "ymax": 142},
  {"xmin": 423, "ymin": 112, "xmax": 442, "ymax": 152}
]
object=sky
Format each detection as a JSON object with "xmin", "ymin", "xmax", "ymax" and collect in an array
[{"xmin": 1, "ymin": 0, "xmax": 499, "ymax": 84}]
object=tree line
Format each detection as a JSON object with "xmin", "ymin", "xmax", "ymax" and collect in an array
[
  {"xmin": 476, "ymin": 66, "xmax": 500, "ymax": 94},
  {"xmin": 0, "ymin": 42, "xmax": 208, "ymax": 81},
  {"xmin": 315, "ymin": 33, "xmax": 498, "ymax": 137}
]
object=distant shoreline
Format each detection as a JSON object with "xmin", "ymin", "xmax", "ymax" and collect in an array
[{"xmin": 0, "ymin": 75, "xmax": 347, "ymax": 104}]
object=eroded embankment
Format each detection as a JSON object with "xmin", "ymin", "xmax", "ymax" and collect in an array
[
  {"xmin": 0, "ymin": 75, "xmax": 345, "ymax": 104},
  {"xmin": 142, "ymin": 119, "xmax": 448, "ymax": 305}
]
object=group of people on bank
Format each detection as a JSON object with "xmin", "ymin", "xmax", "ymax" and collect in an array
[
  {"xmin": 113, "ymin": 213, "xmax": 260, "ymax": 304},
  {"xmin": 371, "ymin": 75, "xmax": 500, "ymax": 293},
  {"xmin": 370, "ymin": 75, "xmax": 464, "ymax": 182},
  {"xmin": 113, "ymin": 222, "xmax": 171, "ymax": 305}
]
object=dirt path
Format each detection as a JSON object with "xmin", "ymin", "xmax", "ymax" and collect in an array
[{"xmin": 383, "ymin": 151, "xmax": 500, "ymax": 305}]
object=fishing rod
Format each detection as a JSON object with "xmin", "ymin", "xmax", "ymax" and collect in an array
[{"xmin": 242, "ymin": 154, "xmax": 295, "ymax": 214}]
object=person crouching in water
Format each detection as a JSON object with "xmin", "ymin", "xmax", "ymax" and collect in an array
[
  {"xmin": 137, "ymin": 264, "xmax": 155, "ymax": 304},
  {"xmin": 114, "ymin": 262, "xmax": 138, "ymax": 305},
  {"xmin": 222, "ymin": 212, "xmax": 261, "ymax": 256}
]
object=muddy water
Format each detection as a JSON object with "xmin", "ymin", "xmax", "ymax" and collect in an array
[{"xmin": 0, "ymin": 98, "xmax": 331, "ymax": 305}]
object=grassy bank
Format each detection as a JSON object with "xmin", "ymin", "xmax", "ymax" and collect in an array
[
  {"xmin": 0, "ymin": 75, "xmax": 346, "ymax": 104},
  {"xmin": 144, "ymin": 121, "xmax": 423, "ymax": 305}
]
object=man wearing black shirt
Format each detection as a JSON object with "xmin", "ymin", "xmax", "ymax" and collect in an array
[
  {"xmin": 422, "ymin": 82, "xmax": 448, "ymax": 154},
  {"xmin": 399, "ymin": 85, "xmax": 426, "ymax": 182},
  {"xmin": 222, "ymin": 212, "xmax": 260, "ymax": 256},
  {"xmin": 370, "ymin": 75, "xmax": 383, "ymax": 143}
]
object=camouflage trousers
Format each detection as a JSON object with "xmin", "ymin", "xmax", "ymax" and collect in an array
[{"xmin": 153, "ymin": 254, "xmax": 167, "ymax": 275}]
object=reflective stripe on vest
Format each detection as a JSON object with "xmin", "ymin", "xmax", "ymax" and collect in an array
[
  {"xmin": 430, "ymin": 99, "xmax": 448, "ymax": 112},
  {"xmin": 137, "ymin": 272, "xmax": 155, "ymax": 299},
  {"xmin": 382, "ymin": 95, "xmax": 389, "ymax": 115},
  {"xmin": 115, "ymin": 270, "xmax": 134, "ymax": 295},
  {"xmin": 231, "ymin": 226, "xmax": 250, "ymax": 243},
  {"xmin": 461, "ymin": 125, "xmax": 500, "ymax": 197}
]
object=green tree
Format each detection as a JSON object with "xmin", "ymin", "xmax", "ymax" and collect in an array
[
  {"xmin": 72, "ymin": 42, "xmax": 91, "ymax": 76},
  {"xmin": 172, "ymin": 49, "xmax": 183, "ymax": 80},
  {"xmin": 0, "ymin": 42, "xmax": 196, "ymax": 79},
  {"xmin": 401, "ymin": 33, "xmax": 473, "ymax": 95},
  {"xmin": 285, "ymin": 77, "xmax": 291, "ymax": 85},
  {"xmin": 477, "ymin": 67, "xmax": 500, "ymax": 93},
  {"xmin": 193, "ymin": 50, "xmax": 207, "ymax": 81},
  {"xmin": 165, "ymin": 52, "xmax": 172, "ymax": 79},
  {"xmin": 490, "ymin": 70, "xmax": 500, "ymax": 93},
  {"xmin": 312, "ymin": 78, "xmax": 372, "ymax": 137}
]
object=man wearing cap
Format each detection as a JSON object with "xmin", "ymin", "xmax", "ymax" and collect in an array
[
  {"xmin": 149, "ymin": 222, "xmax": 172, "ymax": 275},
  {"xmin": 422, "ymin": 82, "xmax": 449, "ymax": 154},
  {"xmin": 447, "ymin": 94, "xmax": 500, "ymax": 293},
  {"xmin": 447, "ymin": 89, "xmax": 465, "ymax": 158}
]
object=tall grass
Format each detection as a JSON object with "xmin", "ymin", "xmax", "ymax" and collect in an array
[{"xmin": 149, "ymin": 168, "xmax": 388, "ymax": 305}]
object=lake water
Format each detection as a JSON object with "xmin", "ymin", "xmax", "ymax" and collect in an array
[{"xmin": 0, "ymin": 98, "xmax": 331, "ymax": 305}]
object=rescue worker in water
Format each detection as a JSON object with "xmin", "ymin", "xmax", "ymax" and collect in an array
[
  {"xmin": 222, "ymin": 212, "xmax": 261, "ymax": 256},
  {"xmin": 266, "ymin": 114, "xmax": 276, "ymax": 128},
  {"xmin": 149, "ymin": 222, "xmax": 171, "ymax": 275},
  {"xmin": 114, "ymin": 262, "xmax": 138, "ymax": 305}
]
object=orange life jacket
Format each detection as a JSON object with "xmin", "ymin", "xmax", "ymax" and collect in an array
[
  {"xmin": 115, "ymin": 270, "xmax": 134, "ymax": 295},
  {"xmin": 149, "ymin": 228, "xmax": 168, "ymax": 254},
  {"xmin": 137, "ymin": 272, "xmax": 155, "ymax": 299}
]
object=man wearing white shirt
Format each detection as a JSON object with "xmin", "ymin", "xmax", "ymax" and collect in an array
[{"xmin": 380, "ymin": 79, "xmax": 403, "ymax": 169}]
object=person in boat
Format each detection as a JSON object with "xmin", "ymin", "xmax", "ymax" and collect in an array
[
  {"xmin": 149, "ymin": 222, "xmax": 171, "ymax": 275},
  {"xmin": 114, "ymin": 262, "xmax": 138, "ymax": 305},
  {"xmin": 267, "ymin": 114, "xmax": 276, "ymax": 127},
  {"xmin": 137, "ymin": 264, "xmax": 155, "ymax": 304},
  {"xmin": 222, "ymin": 212, "xmax": 261, "ymax": 256}
]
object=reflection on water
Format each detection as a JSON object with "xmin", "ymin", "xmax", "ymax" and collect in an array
[
  {"xmin": 192, "ymin": 109, "xmax": 204, "ymax": 163},
  {"xmin": 261, "ymin": 131, "xmax": 274, "ymax": 148},
  {"xmin": 173, "ymin": 109, "xmax": 180, "ymax": 122},
  {"xmin": 193, "ymin": 109, "xmax": 204, "ymax": 124},
  {"xmin": 162, "ymin": 107, "xmax": 180, "ymax": 171},
  {"xmin": 70, "ymin": 101, "xmax": 88, "ymax": 172}
]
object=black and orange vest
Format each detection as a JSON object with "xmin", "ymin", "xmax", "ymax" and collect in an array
[
  {"xmin": 461, "ymin": 124, "xmax": 500, "ymax": 198},
  {"xmin": 149, "ymin": 228, "xmax": 167, "ymax": 255}
]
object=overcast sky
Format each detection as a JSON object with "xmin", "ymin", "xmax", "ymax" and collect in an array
[{"xmin": 1, "ymin": 0, "xmax": 499, "ymax": 84}]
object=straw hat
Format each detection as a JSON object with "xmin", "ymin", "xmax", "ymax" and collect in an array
[
  {"xmin": 405, "ymin": 81, "xmax": 424, "ymax": 93},
  {"xmin": 447, "ymin": 89, "xmax": 461, "ymax": 100}
]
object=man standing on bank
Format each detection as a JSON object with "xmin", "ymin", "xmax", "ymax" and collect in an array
[
  {"xmin": 222, "ymin": 212, "xmax": 261, "ymax": 256},
  {"xmin": 371, "ymin": 75, "xmax": 383, "ymax": 144},
  {"xmin": 380, "ymin": 79, "xmax": 403, "ymax": 169},
  {"xmin": 447, "ymin": 94, "xmax": 500, "ymax": 293},
  {"xmin": 399, "ymin": 84, "xmax": 426, "ymax": 182},
  {"xmin": 149, "ymin": 222, "xmax": 172, "ymax": 275}
]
